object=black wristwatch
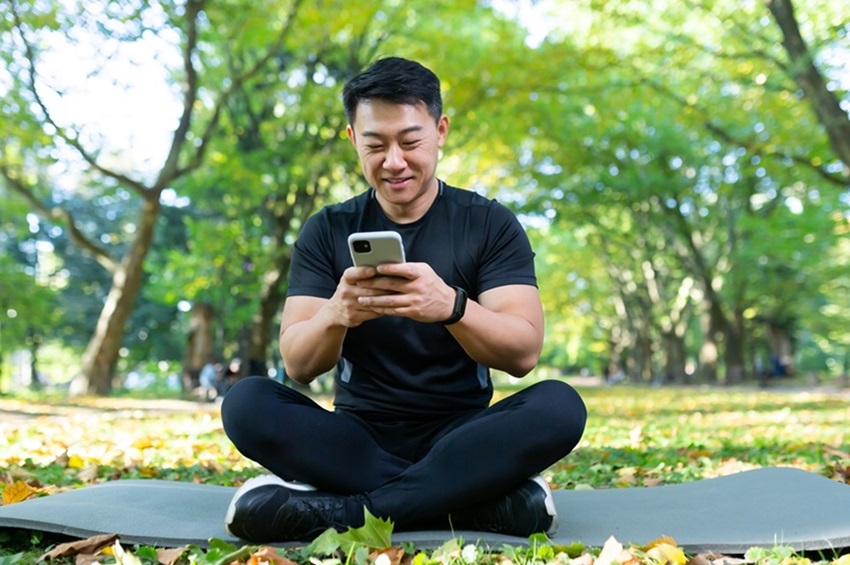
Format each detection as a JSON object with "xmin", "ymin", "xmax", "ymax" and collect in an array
[{"xmin": 441, "ymin": 286, "xmax": 468, "ymax": 325}]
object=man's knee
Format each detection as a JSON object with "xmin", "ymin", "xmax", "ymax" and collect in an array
[
  {"xmin": 220, "ymin": 377, "xmax": 277, "ymax": 437},
  {"xmin": 526, "ymin": 380, "xmax": 587, "ymax": 448}
]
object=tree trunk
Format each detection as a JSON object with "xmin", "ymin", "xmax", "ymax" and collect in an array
[
  {"xmin": 70, "ymin": 198, "xmax": 161, "ymax": 396},
  {"xmin": 766, "ymin": 318, "xmax": 796, "ymax": 376},
  {"xmin": 661, "ymin": 331, "xmax": 687, "ymax": 384},
  {"xmin": 246, "ymin": 255, "xmax": 291, "ymax": 378},
  {"xmin": 697, "ymin": 309, "xmax": 719, "ymax": 382},
  {"xmin": 767, "ymin": 0, "xmax": 850, "ymax": 176},
  {"xmin": 182, "ymin": 302, "xmax": 215, "ymax": 391},
  {"xmin": 724, "ymin": 309, "xmax": 746, "ymax": 384},
  {"xmin": 28, "ymin": 328, "xmax": 42, "ymax": 391}
]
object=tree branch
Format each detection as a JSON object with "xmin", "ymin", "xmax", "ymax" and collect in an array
[
  {"xmin": 645, "ymin": 78, "xmax": 848, "ymax": 187},
  {"xmin": 766, "ymin": 0, "xmax": 850, "ymax": 178},
  {"xmin": 171, "ymin": 0, "xmax": 306, "ymax": 180},
  {"xmin": 9, "ymin": 1, "xmax": 150, "ymax": 197},
  {"xmin": 0, "ymin": 162, "xmax": 119, "ymax": 272}
]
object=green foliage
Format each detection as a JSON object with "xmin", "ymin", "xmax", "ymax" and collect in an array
[
  {"xmin": 308, "ymin": 508, "xmax": 395, "ymax": 557},
  {"xmin": 2, "ymin": 0, "xmax": 849, "ymax": 393}
]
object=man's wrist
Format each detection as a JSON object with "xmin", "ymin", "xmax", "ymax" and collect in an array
[{"xmin": 441, "ymin": 286, "xmax": 468, "ymax": 325}]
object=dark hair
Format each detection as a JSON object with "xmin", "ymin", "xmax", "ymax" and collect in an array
[{"xmin": 342, "ymin": 57, "xmax": 443, "ymax": 125}]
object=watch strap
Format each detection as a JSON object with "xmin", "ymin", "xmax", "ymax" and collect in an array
[{"xmin": 441, "ymin": 286, "xmax": 468, "ymax": 325}]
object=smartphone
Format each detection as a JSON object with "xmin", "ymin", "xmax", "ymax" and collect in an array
[{"xmin": 348, "ymin": 231, "xmax": 406, "ymax": 267}]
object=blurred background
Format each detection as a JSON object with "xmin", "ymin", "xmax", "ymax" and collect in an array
[{"xmin": 0, "ymin": 0, "xmax": 848, "ymax": 397}]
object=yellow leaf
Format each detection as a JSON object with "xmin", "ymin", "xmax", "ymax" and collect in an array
[
  {"xmin": 644, "ymin": 536, "xmax": 679, "ymax": 551},
  {"xmin": 646, "ymin": 543, "xmax": 687, "ymax": 565},
  {"xmin": 132, "ymin": 438, "xmax": 153, "ymax": 450},
  {"xmin": 2, "ymin": 481, "xmax": 36, "ymax": 505},
  {"xmin": 68, "ymin": 454, "xmax": 86, "ymax": 469}
]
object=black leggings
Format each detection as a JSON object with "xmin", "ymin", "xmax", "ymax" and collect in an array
[{"xmin": 221, "ymin": 377, "xmax": 586, "ymax": 527}]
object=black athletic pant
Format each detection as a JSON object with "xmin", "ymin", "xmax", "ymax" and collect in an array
[{"xmin": 221, "ymin": 377, "xmax": 586, "ymax": 529}]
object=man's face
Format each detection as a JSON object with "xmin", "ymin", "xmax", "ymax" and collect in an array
[{"xmin": 346, "ymin": 99, "xmax": 449, "ymax": 219}]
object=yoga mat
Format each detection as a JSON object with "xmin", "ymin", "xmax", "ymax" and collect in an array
[{"xmin": 1, "ymin": 467, "xmax": 848, "ymax": 553}]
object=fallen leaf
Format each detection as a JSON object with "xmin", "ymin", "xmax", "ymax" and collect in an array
[
  {"xmin": 78, "ymin": 464, "xmax": 101, "ymax": 483},
  {"xmin": 156, "ymin": 546, "xmax": 187, "ymax": 565},
  {"xmin": 370, "ymin": 547, "xmax": 405, "ymax": 565},
  {"xmin": 76, "ymin": 554, "xmax": 107, "ymax": 564},
  {"xmin": 1, "ymin": 480, "xmax": 37, "ymax": 505},
  {"xmin": 570, "ymin": 554, "xmax": 594, "ymax": 565},
  {"xmin": 646, "ymin": 543, "xmax": 686, "ymax": 565},
  {"xmin": 644, "ymin": 536, "xmax": 679, "ymax": 551},
  {"xmin": 68, "ymin": 454, "xmax": 86, "ymax": 469},
  {"xmin": 38, "ymin": 533, "xmax": 119, "ymax": 561},
  {"xmin": 54, "ymin": 451, "xmax": 70, "ymax": 467},
  {"xmin": 822, "ymin": 445, "xmax": 850, "ymax": 460},
  {"xmin": 833, "ymin": 462, "xmax": 850, "ymax": 484},
  {"xmin": 112, "ymin": 540, "xmax": 143, "ymax": 565},
  {"xmin": 596, "ymin": 536, "xmax": 638, "ymax": 565},
  {"xmin": 247, "ymin": 546, "xmax": 298, "ymax": 565},
  {"xmin": 686, "ymin": 554, "xmax": 713, "ymax": 565}
]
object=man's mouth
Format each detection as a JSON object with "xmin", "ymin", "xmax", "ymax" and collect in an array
[{"xmin": 385, "ymin": 177, "xmax": 412, "ymax": 188}]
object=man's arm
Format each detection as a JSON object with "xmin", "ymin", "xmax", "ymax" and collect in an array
[
  {"xmin": 446, "ymin": 284, "xmax": 544, "ymax": 378},
  {"xmin": 279, "ymin": 266, "xmax": 393, "ymax": 384},
  {"xmin": 355, "ymin": 262, "xmax": 544, "ymax": 378}
]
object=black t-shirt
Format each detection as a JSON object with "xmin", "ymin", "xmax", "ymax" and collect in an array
[{"xmin": 287, "ymin": 181, "xmax": 537, "ymax": 420}]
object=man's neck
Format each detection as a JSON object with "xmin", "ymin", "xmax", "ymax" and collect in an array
[{"xmin": 375, "ymin": 179, "xmax": 441, "ymax": 224}]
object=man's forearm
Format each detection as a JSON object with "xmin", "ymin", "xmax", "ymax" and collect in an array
[
  {"xmin": 280, "ymin": 309, "xmax": 347, "ymax": 384},
  {"xmin": 448, "ymin": 299, "xmax": 543, "ymax": 378}
]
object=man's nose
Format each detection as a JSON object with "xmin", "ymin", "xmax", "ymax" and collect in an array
[{"xmin": 383, "ymin": 144, "xmax": 406, "ymax": 169}]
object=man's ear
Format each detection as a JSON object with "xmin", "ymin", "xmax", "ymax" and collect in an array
[
  {"xmin": 346, "ymin": 124, "xmax": 357, "ymax": 147},
  {"xmin": 436, "ymin": 114, "xmax": 450, "ymax": 148}
]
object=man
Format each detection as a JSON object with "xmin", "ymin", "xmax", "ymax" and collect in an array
[{"xmin": 221, "ymin": 56, "xmax": 586, "ymax": 542}]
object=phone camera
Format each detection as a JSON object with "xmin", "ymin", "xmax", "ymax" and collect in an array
[{"xmin": 353, "ymin": 240, "xmax": 372, "ymax": 253}]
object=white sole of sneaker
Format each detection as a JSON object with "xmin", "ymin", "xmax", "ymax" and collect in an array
[
  {"xmin": 530, "ymin": 475, "xmax": 559, "ymax": 535},
  {"xmin": 224, "ymin": 474, "xmax": 317, "ymax": 536}
]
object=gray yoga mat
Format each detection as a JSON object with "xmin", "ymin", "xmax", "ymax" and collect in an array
[{"xmin": 0, "ymin": 467, "xmax": 848, "ymax": 553}]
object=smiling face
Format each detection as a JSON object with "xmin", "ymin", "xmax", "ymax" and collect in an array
[{"xmin": 346, "ymin": 99, "xmax": 449, "ymax": 223}]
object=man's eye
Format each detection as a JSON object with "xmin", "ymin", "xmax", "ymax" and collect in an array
[
  {"xmin": 402, "ymin": 140, "xmax": 421, "ymax": 147},
  {"xmin": 366, "ymin": 145, "xmax": 384, "ymax": 151}
]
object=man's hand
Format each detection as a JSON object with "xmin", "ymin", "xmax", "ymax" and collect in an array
[
  {"xmin": 354, "ymin": 262, "xmax": 456, "ymax": 323},
  {"xmin": 327, "ymin": 265, "xmax": 404, "ymax": 327}
]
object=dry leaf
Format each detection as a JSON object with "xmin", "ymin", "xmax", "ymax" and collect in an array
[
  {"xmin": 78, "ymin": 464, "xmax": 101, "ymax": 482},
  {"xmin": 55, "ymin": 451, "xmax": 71, "ymax": 468},
  {"xmin": 370, "ymin": 547, "xmax": 405, "ymax": 565},
  {"xmin": 75, "ymin": 554, "xmax": 106, "ymax": 564},
  {"xmin": 156, "ymin": 546, "xmax": 187, "ymax": 565},
  {"xmin": 833, "ymin": 462, "xmax": 850, "ymax": 484},
  {"xmin": 596, "ymin": 536, "xmax": 633, "ymax": 565},
  {"xmin": 570, "ymin": 553, "xmax": 595, "ymax": 565},
  {"xmin": 246, "ymin": 546, "xmax": 298, "ymax": 565},
  {"xmin": 686, "ymin": 554, "xmax": 714, "ymax": 565},
  {"xmin": 1, "ymin": 480, "xmax": 37, "ymax": 505},
  {"xmin": 39, "ymin": 533, "xmax": 119, "ymax": 561},
  {"xmin": 822, "ymin": 445, "xmax": 850, "ymax": 460}
]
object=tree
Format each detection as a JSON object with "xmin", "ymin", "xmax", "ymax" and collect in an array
[
  {"xmin": 0, "ymin": 0, "xmax": 303, "ymax": 394},
  {"xmin": 766, "ymin": 0, "xmax": 850, "ymax": 177}
]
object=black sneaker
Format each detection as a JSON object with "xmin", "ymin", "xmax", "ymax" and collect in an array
[
  {"xmin": 449, "ymin": 475, "xmax": 558, "ymax": 537},
  {"xmin": 225, "ymin": 475, "xmax": 357, "ymax": 542}
]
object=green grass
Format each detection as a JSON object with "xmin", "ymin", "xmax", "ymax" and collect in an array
[{"xmin": 1, "ymin": 383, "xmax": 849, "ymax": 564}]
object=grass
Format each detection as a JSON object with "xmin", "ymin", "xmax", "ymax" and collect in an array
[{"xmin": 1, "ymin": 382, "xmax": 849, "ymax": 564}]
